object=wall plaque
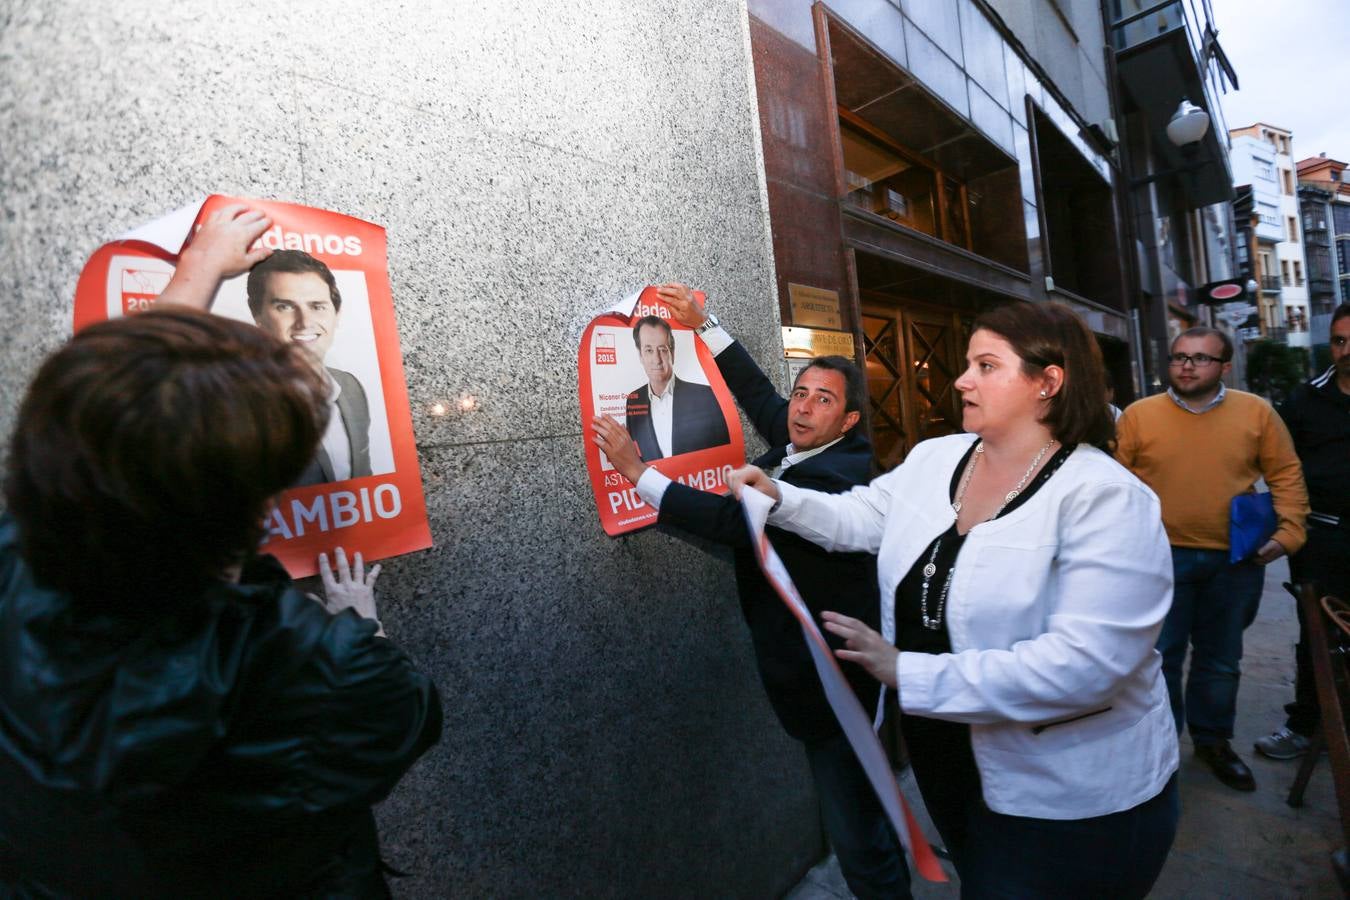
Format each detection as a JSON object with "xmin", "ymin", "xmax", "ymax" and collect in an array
[{"xmin": 788, "ymin": 283, "xmax": 843, "ymax": 329}]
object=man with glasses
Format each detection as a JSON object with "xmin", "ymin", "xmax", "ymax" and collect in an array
[
  {"xmin": 1254, "ymin": 303, "xmax": 1350, "ymax": 761},
  {"xmin": 1117, "ymin": 326, "xmax": 1308, "ymax": 791},
  {"xmin": 624, "ymin": 315, "xmax": 730, "ymax": 460}
]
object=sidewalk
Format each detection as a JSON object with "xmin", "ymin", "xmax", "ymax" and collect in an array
[{"xmin": 786, "ymin": 558, "xmax": 1344, "ymax": 899}]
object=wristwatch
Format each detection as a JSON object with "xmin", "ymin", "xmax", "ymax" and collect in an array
[{"xmin": 694, "ymin": 312, "xmax": 720, "ymax": 335}]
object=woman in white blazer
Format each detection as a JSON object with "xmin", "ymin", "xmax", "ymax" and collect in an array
[{"xmin": 733, "ymin": 302, "xmax": 1178, "ymax": 898}]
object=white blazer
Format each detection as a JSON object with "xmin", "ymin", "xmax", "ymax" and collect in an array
[{"xmin": 770, "ymin": 433, "xmax": 1178, "ymax": 820}]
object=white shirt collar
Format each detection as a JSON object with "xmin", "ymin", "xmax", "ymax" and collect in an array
[{"xmin": 1167, "ymin": 381, "xmax": 1226, "ymax": 414}]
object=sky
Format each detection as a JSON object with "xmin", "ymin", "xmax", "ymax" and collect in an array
[{"xmin": 1213, "ymin": 0, "xmax": 1350, "ymax": 162}]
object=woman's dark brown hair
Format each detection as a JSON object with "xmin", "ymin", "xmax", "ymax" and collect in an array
[
  {"xmin": 972, "ymin": 302, "xmax": 1116, "ymax": 452},
  {"xmin": 5, "ymin": 308, "xmax": 329, "ymax": 612}
]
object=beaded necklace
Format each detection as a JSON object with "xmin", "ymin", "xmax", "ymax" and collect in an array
[{"xmin": 918, "ymin": 438, "xmax": 1058, "ymax": 630}]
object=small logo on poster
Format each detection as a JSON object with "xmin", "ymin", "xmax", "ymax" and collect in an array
[
  {"xmin": 119, "ymin": 266, "xmax": 172, "ymax": 315},
  {"xmin": 595, "ymin": 333, "xmax": 616, "ymax": 365}
]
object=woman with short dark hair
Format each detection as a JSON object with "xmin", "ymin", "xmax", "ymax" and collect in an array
[
  {"xmin": 733, "ymin": 302, "xmax": 1178, "ymax": 897},
  {"xmin": 0, "ymin": 227, "xmax": 440, "ymax": 897}
]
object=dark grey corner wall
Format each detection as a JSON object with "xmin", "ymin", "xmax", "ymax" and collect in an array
[{"xmin": 0, "ymin": 2, "xmax": 821, "ymax": 896}]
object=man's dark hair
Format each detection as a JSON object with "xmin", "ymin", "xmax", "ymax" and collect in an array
[
  {"xmin": 797, "ymin": 355, "xmax": 866, "ymax": 415},
  {"xmin": 631, "ymin": 315, "xmax": 674, "ymax": 350},
  {"xmin": 1332, "ymin": 303, "xmax": 1350, "ymax": 326},
  {"xmin": 5, "ymin": 309, "xmax": 329, "ymax": 613},
  {"xmin": 246, "ymin": 250, "xmax": 342, "ymax": 318},
  {"xmin": 1172, "ymin": 325, "xmax": 1233, "ymax": 362},
  {"xmin": 973, "ymin": 302, "xmax": 1116, "ymax": 452}
]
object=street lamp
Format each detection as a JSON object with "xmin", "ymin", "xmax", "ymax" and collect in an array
[{"xmin": 1165, "ymin": 98, "xmax": 1211, "ymax": 148}]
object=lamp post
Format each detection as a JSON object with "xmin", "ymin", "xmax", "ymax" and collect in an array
[{"xmin": 1129, "ymin": 98, "xmax": 1214, "ymax": 188}]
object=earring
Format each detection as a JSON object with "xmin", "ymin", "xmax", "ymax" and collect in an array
[{"xmin": 1039, "ymin": 390, "xmax": 1048, "ymax": 398}]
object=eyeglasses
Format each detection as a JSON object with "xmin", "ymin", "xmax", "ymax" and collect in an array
[{"xmin": 1168, "ymin": 353, "xmax": 1223, "ymax": 368}]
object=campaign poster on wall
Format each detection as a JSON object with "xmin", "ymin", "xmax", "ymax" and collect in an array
[
  {"xmin": 578, "ymin": 286, "xmax": 746, "ymax": 536},
  {"xmin": 72, "ymin": 195, "xmax": 432, "ymax": 577}
]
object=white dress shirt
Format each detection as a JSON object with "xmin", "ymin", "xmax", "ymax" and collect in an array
[
  {"xmin": 648, "ymin": 376, "xmax": 677, "ymax": 459},
  {"xmin": 320, "ymin": 370, "xmax": 353, "ymax": 481},
  {"xmin": 635, "ymin": 322, "xmax": 737, "ymax": 509}
]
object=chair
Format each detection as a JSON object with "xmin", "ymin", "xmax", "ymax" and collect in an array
[{"xmin": 1284, "ymin": 584, "xmax": 1350, "ymax": 894}]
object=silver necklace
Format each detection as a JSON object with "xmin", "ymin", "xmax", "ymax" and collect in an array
[{"xmin": 919, "ymin": 438, "xmax": 1057, "ymax": 630}]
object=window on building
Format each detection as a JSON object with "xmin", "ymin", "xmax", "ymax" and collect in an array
[
  {"xmin": 1282, "ymin": 260, "xmax": 1292, "ymax": 285},
  {"xmin": 1294, "ymin": 261, "xmax": 1304, "ymax": 285},
  {"xmin": 1288, "ymin": 216, "xmax": 1299, "ymax": 242},
  {"xmin": 826, "ymin": 14, "xmax": 1028, "ymax": 272},
  {"xmin": 1289, "ymin": 305, "xmax": 1307, "ymax": 332},
  {"xmin": 1333, "ymin": 170, "xmax": 1341, "ymax": 182},
  {"xmin": 1031, "ymin": 107, "xmax": 1125, "ymax": 308},
  {"xmin": 1282, "ymin": 170, "xmax": 1294, "ymax": 194}
]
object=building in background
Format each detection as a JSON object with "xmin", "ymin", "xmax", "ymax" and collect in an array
[
  {"xmin": 746, "ymin": 0, "xmax": 1179, "ymax": 471},
  {"xmin": 1297, "ymin": 153, "xmax": 1350, "ymax": 360},
  {"xmin": 1230, "ymin": 124, "xmax": 1310, "ymax": 351},
  {"xmin": 1230, "ymin": 133, "xmax": 1286, "ymax": 342}
]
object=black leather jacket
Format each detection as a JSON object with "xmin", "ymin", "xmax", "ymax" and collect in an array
[{"xmin": 0, "ymin": 516, "xmax": 442, "ymax": 898}]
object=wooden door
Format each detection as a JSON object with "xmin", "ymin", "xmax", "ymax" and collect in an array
[{"xmin": 862, "ymin": 301, "xmax": 967, "ymax": 471}]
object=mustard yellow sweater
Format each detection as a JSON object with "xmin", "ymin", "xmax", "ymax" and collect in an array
[{"xmin": 1115, "ymin": 390, "xmax": 1308, "ymax": 553}]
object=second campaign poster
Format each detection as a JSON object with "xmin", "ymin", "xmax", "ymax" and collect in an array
[{"xmin": 579, "ymin": 287, "xmax": 746, "ymax": 536}]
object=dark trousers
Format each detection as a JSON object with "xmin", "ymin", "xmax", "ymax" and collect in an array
[
  {"xmin": 1286, "ymin": 524, "xmax": 1350, "ymax": 736},
  {"xmin": 1157, "ymin": 547, "xmax": 1265, "ymax": 744},
  {"xmin": 803, "ymin": 730, "xmax": 910, "ymax": 900},
  {"xmin": 902, "ymin": 714, "xmax": 1177, "ymax": 899},
  {"xmin": 955, "ymin": 775, "xmax": 1179, "ymax": 899}
]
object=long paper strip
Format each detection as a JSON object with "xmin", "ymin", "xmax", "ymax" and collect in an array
[{"xmin": 739, "ymin": 488, "xmax": 947, "ymax": 883}]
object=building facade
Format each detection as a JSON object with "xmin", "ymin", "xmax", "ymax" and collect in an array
[
  {"xmin": 1297, "ymin": 153, "xmax": 1350, "ymax": 356},
  {"xmin": 1230, "ymin": 134, "xmax": 1288, "ymax": 338},
  {"xmin": 1231, "ymin": 124, "xmax": 1311, "ymax": 350}
]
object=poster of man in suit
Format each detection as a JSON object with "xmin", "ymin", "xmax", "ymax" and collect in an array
[
  {"xmin": 72, "ymin": 196, "xmax": 430, "ymax": 576},
  {"xmin": 624, "ymin": 315, "xmax": 730, "ymax": 460},
  {"xmin": 578, "ymin": 286, "xmax": 745, "ymax": 536}
]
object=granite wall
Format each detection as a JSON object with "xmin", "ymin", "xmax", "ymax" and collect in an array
[{"xmin": 0, "ymin": 2, "xmax": 822, "ymax": 896}]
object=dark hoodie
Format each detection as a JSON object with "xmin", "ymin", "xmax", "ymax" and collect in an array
[{"xmin": 0, "ymin": 516, "xmax": 442, "ymax": 898}]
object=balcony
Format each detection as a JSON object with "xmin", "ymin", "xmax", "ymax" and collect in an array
[
  {"xmin": 1308, "ymin": 276, "xmax": 1336, "ymax": 295},
  {"xmin": 1261, "ymin": 276, "xmax": 1282, "ymax": 293},
  {"xmin": 1305, "ymin": 227, "xmax": 1330, "ymax": 245},
  {"xmin": 1110, "ymin": 1, "xmax": 1236, "ymax": 210}
]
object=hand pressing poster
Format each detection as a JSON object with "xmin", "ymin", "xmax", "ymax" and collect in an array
[
  {"xmin": 72, "ymin": 195, "xmax": 432, "ymax": 577},
  {"xmin": 578, "ymin": 286, "xmax": 746, "ymax": 536}
]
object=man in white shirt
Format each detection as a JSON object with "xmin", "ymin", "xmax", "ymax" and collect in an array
[
  {"xmin": 247, "ymin": 250, "xmax": 372, "ymax": 485},
  {"xmin": 623, "ymin": 316, "xmax": 729, "ymax": 460}
]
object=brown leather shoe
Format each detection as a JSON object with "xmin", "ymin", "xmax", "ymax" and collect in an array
[{"xmin": 1195, "ymin": 741, "xmax": 1256, "ymax": 791}]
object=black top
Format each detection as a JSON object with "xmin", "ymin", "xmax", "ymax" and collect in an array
[
  {"xmin": 895, "ymin": 440, "xmax": 1073, "ymax": 654},
  {"xmin": 1277, "ymin": 367, "xmax": 1350, "ymax": 517},
  {"xmin": 0, "ymin": 516, "xmax": 442, "ymax": 898},
  {"xmin": 656, "ymin": 340, "xmax": 881, "ymax": 742}
]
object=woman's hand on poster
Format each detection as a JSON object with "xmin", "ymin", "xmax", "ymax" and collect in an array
[
  {"xmin": 317, "ymin": 547, "xmax": 385, "ymax": 637},
  {"xmin": 655, "ymin": 283, "xmax": 707, "ymax": 330},
  {"xmin": 728, "ymin": 465, "xmax": 780, "ymax": 504},
  {"xmin": 591, "ymin": 414, "xmax": 648, "ymax": 484},
  {"xmin": 822, "ymin": 611, "xmax": 899, "ymax": 688},
  {"xmin": 158, "ymin": 205, "xmax": 273, "ymax": 311}
]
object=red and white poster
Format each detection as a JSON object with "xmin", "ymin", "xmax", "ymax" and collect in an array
[
  {"xmin": 740, "ymin": 487, "xmax": 948, "ymax": 884},
  {"xmin": 578, "ymin": 286, "xmax": 746, "ymax": 536},
  {"xmin": 73, "ymin": 195, "xmax": 432, "ymax": 577}
]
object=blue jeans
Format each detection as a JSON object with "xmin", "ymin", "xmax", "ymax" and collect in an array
[
  {"xmin": 1157, "ymin": 547, "xmax": 1265, "ymax": 745},
  {"xmin": 803, "ymin": 730, "xmax": 911, "ymax": 899}
]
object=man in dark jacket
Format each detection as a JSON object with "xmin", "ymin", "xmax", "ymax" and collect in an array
[
  {"xmin": 1255, "ymin": 303, "xmax": 1350, "ymax": 760},
  {"xmin": 592, "ymin": 284, "xmax": 908, "ymax": 899},
  {"xmin": 0, "ymin": 289, "xmax": 439, "ymax": 896}
]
